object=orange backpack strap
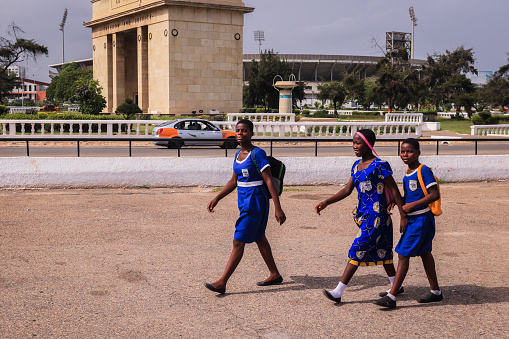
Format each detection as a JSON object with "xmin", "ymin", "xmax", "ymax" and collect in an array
[{"xmin": 416, "ymin": 164, "xmax": 428, "ymax": 196}]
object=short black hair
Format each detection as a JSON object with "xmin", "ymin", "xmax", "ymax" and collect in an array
[
  {"xmin": 357, "ymin": 129, "xmax": 376, "ymax": 146},
  {"xmin": 236, "ymin": 119, "xmax": 253, "ymax": 132},
  {"xmin": 402, "ymin": 138, "xmax": 420, "ymax": 151}
]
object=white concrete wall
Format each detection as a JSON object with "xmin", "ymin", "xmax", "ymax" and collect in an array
[{"xmin": 0, "ymin": 155, "xmax": 508, "ymax": 189}]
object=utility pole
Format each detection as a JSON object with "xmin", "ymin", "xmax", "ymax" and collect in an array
[
  {"xmin": 409, "ymin": 6, "xmax": 417, "ymax": 60},
  {"xmin": 60, "ymin": 8, "xmax": 68, "ymax": 63}
]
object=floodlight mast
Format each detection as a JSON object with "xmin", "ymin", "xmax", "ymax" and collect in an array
[
  {"xmin": 60, "ymin": 8, "xmax": 68, "ymax": 63},
  {"xmin": 409, "ymin": 6, "xmax": 417, "ymax": 60},
  {"xmin": 254, "ymin": 30, "xmax": 265, "ymax": 56}
]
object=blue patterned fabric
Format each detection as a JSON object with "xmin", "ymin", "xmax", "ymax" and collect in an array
[
  {"xmin": 233, "ymin": 148, "xmax": 270, "ymax": 243},
  {"xmin": 348, "ymin": 158, "xmax": 394, "ymax": 266}
]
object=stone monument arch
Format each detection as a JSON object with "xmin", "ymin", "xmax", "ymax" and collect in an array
[{"xmin": 84, "ymin": 0, "xmax": 254, "ymax": 114}]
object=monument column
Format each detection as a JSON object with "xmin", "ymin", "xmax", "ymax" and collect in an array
[
  {"xmin": 112, "ymin": 33, "xmax": 125, "ymax": 110},
  {"xmin": 137, "ymin": 26, "xmax": 149, "ymax": 112}
]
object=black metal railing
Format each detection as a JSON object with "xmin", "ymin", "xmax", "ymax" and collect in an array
[{"xmin": 0, "ymin": 137, "xmax": 508, "ymax": 157}]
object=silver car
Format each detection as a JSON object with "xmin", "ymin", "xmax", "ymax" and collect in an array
[{"xmin": 152, "ymin": 118, "xmax": 238, "ymax": 149}]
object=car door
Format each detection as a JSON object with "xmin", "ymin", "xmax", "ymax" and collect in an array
[
  {"xmin": 177, "ymin": 120, "xmax": 201, "ymax": 145},
  {"xmin": 197, "ymin": 121, "xmax": 223, "ymax": 145}
]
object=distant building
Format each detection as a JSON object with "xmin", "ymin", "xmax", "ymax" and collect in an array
[
  {"xmin": 7, "ymin": 65, "xmax": 26, "ymax": 78},
  {"xmin": 466, "ymin": 71, "xmax": 493, "ymax": 86},
  {"xmin": 7, "ymin": 78, "xmax": 50, "ymax": 102}
]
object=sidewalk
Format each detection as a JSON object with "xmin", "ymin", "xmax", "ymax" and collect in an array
[{"xmin": 1, "ymin": 182, "xmax": 508, "ymax": 338}]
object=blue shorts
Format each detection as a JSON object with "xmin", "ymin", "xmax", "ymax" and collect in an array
[
  {"xmin": 396, "ymin": 211, "xmax": 435, "ymax": 257},
  {"xmin": 234, "ymin": 186, "xmax": 269, "ymax": 243}
]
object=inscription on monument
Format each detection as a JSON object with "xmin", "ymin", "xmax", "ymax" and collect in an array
[{"xmin": 112, "ymin": 0, "xmax": 139, "ymax": 10}]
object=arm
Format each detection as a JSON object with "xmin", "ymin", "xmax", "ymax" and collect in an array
[
  {"xmin": 207, "ymin": 172, "xmax": 238, "ymax": 213},
  {"xmin": 261, "ymin": 168, "xmax": 286, "ymax": 225},
  {"xmin": 403, "ymin": 185, "xmax": 440, "ymax": 213},
  {"xmin": 315, "ymin": 177, "xmax": 355, "ymax": 215},
  {"xmin": 384, "ymin": 175, "xmax": 408, "ymax": 233}
]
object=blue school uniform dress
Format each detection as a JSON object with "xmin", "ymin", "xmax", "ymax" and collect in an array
[
  {"xmin": 395, "ymin": 165, "xmax": 437, "ymax": 257},
  {"xmin": 348, "ymin": 158, "xmax": 394, "ymax": 266},
  {"xmin": 233, "ymin": 147, "xmax": 270, "ymax": 243}
]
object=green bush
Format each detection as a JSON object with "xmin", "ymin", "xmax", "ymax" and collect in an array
[
  {"xmin": 0, "ymin": 105, "xmax": 9, "ymax": 115},
  {"xmin": 312, "ymin": 110, "xmax": 331, "ymax": 118},
  {"xmin": 478, "ymin": 110, "xmax": 492, "ymax": 121},
  {"xmin": 486, "ymin": 116, "xmax": 498, "ymax": 125},
  {"xmin": 471, "ymin": 115, "xmax": 483, "ymax": 125}
]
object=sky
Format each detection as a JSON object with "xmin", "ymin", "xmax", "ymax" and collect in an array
[{"xmin": 1, "ymin": 0, "xmax": 508, "ymax": 83}]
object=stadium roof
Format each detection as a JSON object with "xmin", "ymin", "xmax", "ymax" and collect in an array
[{"xmin": 243, "ymin": 54, "xmax": 426, "ymax": 82}]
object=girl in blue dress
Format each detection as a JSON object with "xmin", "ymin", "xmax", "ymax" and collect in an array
[
  {"xmin": 205, "ymin": 119, "xmax": 286, "ymax": 294},
  {"xmin": 374, "ymin": 138, "xmax": 442, "ymax": 309},
  {"xmin": 316, "ymin": 129, "xmax": 407, "ymax": 303}
]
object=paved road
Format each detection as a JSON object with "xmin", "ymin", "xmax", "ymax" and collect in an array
[
  {"xmin": 1, "ymin": 140, "xmax": 508, "ymax": 157},
  {"xmin": 0, "ymin": 182, "xmax": 508, "ymax": 337}
]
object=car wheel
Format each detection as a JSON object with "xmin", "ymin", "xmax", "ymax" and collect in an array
[
  {"xmin": 224, "ymin": 138, "xmax": 238, "ymax": 149},
  {"xmin": 167, "ymin": 138, "xmax": 183, "ymax": 149}
]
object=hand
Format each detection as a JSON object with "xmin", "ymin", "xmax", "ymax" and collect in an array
[
  {"xmin": 387, "ymin": 202, "xmax": 396, "ymax": 215},
  {"xmin": 402, "ymin": 203, "xmax": 413, "ymax": 214},
  {"xmin": 399, "ymin": 215, "xmax": 408, "ymax": 233},
  {"xmin": 275, "ymin": 208, "xmax": 286, "ymax": 225},
  {"xmin": 315, "ymin": 201, "xmax": 328, "ymax": 215},
  {"xmin": 207, "ymin": 199, "xmax": 218, "ymax": 213}
]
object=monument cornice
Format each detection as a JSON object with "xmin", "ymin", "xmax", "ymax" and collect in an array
[{"xmin": 84, "ymin": 0, "xmax": 254, "ymax": 27}]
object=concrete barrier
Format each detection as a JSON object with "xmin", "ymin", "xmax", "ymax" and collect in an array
[{"xmin": 0, "ymin": 155, "xmax": 508, "ymax": 189}]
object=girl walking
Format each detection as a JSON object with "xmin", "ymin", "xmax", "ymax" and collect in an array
[
  {"xmin": 205, "ymin": 119, "xmax": 286, "ymax": 294},
  {"xmin": 316, "ymin": 129, "xmax": 406, "ymax": 303},
  {"xmin": 373, "ymin": 138, "xmax": 442, "ymax": 309}
]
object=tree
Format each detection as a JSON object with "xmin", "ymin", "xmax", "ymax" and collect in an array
[
  {"xmin": 317, "ymin": 81, "xmax": 346, "ymax": 114},
  {"xmin": 424, "ymin": 46, "xmax": 477, "ymax": 113},
  {"xmin": 0, "ymin": 22, "xmax": 48, "ymax": 102},
  {"xmin": 244, "ymin": 50, "xmax": 292, "ymax": 112},
  {"xmin": 74, "ymin": 78, "xmax": 106, "ymax": 115},
  {"xmin": 46, "ymin": 63, "xmax": 92, "ymax": 102},
  {"xmin": 481, "ymin": 58, "xmax": 509, "ymax": 109},
  {"xmin": 292, "ymin": 81, "xmax": 306, "ymax": 109},
  {"xmin": 375, "ymin": 48, "xmax": 418, "ymax": 110},
  {"xmin": 116, "ymin": 98, "xmax": 142, "ymax": 120},
  {"xmin": 343, "ymin": 73, "xmax": 372, "ymax": 110}
]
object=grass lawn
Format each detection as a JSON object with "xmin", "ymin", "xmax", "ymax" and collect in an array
[{"xmin": 437, "ymin": 118, "xmax": 473, "ymax": 134}]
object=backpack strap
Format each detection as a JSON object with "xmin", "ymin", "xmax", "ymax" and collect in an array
[
  {"xmin": 249, "ymin": 146, "xmax": 261, "ymax": 175},
  {"xmin": 416, "ymin": 164, "xmax": 428, "ymax": 196}
]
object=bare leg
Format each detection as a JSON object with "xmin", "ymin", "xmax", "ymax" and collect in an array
[
  {"xmin": 420, "ymin": 252, "xmax": 440, "ymax": 290},
  {"xmin": 383, "ymin": 262, "xmax": 396, "ymax": 277},
  {"xmin": 210, "ymin": 239, "xmax": 245, "ymax": 289},
  {"xmin": 256, "ymin": 236, "xmax": 280, "ymax": 281},
  {"xmin": 390, "ymin": 254, "xmax": 410, "ymax": 295},
  {"xmin": 340, "ymin": 262, "xmax": 359, "ymax": 285}
]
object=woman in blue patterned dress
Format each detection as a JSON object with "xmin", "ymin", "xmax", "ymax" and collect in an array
[
  {"xmin": 205, "ymin": 119, "xmax": 286, "ymax": 294},
  {"xmin": 316, "ymin": 129, "xmax": 407, "ymax": 303}
]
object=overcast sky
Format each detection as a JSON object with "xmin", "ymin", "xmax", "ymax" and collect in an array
[{"xmin": 2, "ymin": 0, "xmax": 508, "ymax": 83}]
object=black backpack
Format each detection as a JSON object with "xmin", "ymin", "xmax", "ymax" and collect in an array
[{"xmin": 248, "ymin": 147, "xmax": 286, "ymax": 199}]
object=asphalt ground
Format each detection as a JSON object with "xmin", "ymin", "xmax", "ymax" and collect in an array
[{"xmin": 1, "ymin": 182, "xmax": 508, "ymax": 338}]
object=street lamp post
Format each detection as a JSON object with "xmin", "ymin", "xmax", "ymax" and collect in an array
[
  {"xmin": 254, "ymin": 30, "xmax": 265, "ymax": 56},
  {"xmin": 60, "ymin": 8, "xmax": 68, "ymax": 64},
  {"xmin": 409, "ymin": 6, "xmax": 417, "ymax": 60}
]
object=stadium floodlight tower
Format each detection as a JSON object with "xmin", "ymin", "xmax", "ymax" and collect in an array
[
  {"xmin": 60, "ymin": 8, "xmax": 68, "ymax": 63},
  {"xmin": 409, "ymin": 6, "xmax": 417, "ymax": 60},
  {"xmin": 254, "ymin": 30, "xmax": 265, "ymax": 56}
]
